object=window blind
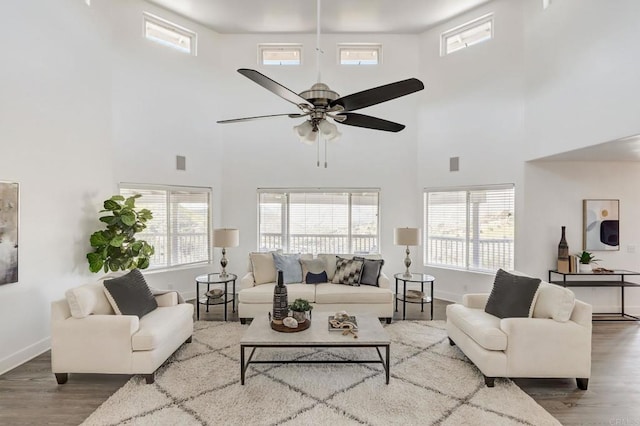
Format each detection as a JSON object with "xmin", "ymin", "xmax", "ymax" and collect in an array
[
  {"xmin": 121, "ymin": 185, "xmax": 211, "ymax": 269},
  {"xmin": 424, "ymin": 185, "xmax": 514, "ymax": 272},
  {"xmin": 258, "ymin": 189, "xmax": 379, "ymax": 255}
]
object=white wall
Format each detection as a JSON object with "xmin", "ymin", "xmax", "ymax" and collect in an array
[
  {"xmin": 523, "ymin": 0, "xmax": 640, "ymax": 159},
  {"xmin": 417, "ymin": 0, "xmax": 526, "ymax": 300},
  {"xmin": 522, "ymin": 161, "xmax": 640, "ymax": 315},
  {"xmin": 108, "ymin": 1, "xmax": 225, "ymax": 298},
  {"xmin": 217, "ymin": 33, "xmax": 424, "ymax": 276},
  {"xmin": 0, "ymin": 0, "xmax": 114, "ymax": 373}
]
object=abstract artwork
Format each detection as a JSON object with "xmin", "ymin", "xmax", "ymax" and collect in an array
[
  {"xmin": 583, "ymin": 199, "xmax": 619, "ymax": 251},
  {"xmin": 0, "ymin": 182, "xmax": 19, "ymax": 285}
]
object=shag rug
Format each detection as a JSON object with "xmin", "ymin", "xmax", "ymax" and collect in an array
[{"xmin": 82, "ymin": 320, "xmax": 560, "ymax": 426}]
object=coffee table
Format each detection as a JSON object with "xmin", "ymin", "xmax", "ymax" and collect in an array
[{"xmin": 240, "ymin": 312, "xmax": 391, "ymax": 385}]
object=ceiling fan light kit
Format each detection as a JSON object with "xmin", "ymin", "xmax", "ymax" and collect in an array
[{"xmin": 217, "ymin": 0, "xmax": 425, "ymax": 166}]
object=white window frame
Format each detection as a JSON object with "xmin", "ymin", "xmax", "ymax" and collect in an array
[
  {"xmin": 440, "ymin": 13, "xmax": 493, "ymax": 56},
  {"xmin": 257, "ymin": 188, "xmax": 380, "ymax": 254},
  {"xmin": 338, "ymin": 43, "xmax": 382, "ymax": 65},
  {"xmin": 423, "ymin": 184, "xmax": 514, "ymax": 272},
  {"xmin": 258, "ymin": 43, "xmax": 303, "ymax": 66},
  {"xmin": 143, "ymin": 12, "xmax": 197, "ymax": 56},
  {"xmin": 119, "ymin": 183, "xmax": 212, "ymax": 270}
]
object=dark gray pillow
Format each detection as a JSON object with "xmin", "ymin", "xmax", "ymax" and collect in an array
[
  {"xmin": 355, "ymin": 257, "xmax": 384, "ymax": 286},
  {"xmin": 306, "ymin": 271, "xmax": 328, "ymax": 284},
  {"xmin": 103, "ymin": 269, "xmax": 158, "ymax": 318},
  {"xmin": 484, "ymin": 269, "xmax": 541, "ymax": 319}
]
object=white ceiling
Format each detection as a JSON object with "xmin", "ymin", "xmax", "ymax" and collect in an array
[{"xmin": 146, "ymin": 0, "xmax": 492, "ymax": 34}]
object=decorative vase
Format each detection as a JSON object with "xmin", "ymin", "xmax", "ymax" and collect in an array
[
  {"xmin": 292, "ymin": 310, "xmax": 306, "ymax": 324},
  {"xmin": 558, "ymin": 226, "xmax": 569, "ymax": 260},
  {"xmin": 272, "ymin": 270, "xmax": 288, "ymax": 324}
]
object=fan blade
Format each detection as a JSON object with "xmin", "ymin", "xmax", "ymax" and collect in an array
[
  {"xmin": 217, "ymin": 113, "xmax": 308, "ymax": 124},
  {"xmin": 330, "ymin": 78, "xmax": 424, "ymax": 112},
  {"xmin": 238, "ymin": 69, "xmax": 313, "ymax": 108},
  {"xmin": 335, "ymin": 113, "xmax": 406, "ymax": 132}
]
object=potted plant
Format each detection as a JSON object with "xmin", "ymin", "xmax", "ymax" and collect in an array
[
  {"xmin": 289, "ymin": 298, "xmax": 313, "ymax": 323},
  {"xmin": 86, "ymin": 194, "xmax": 154, "ymax": 273},
  {"xmin": 577, "ymin": 250, "xmax": 600, "ymax": 273}
]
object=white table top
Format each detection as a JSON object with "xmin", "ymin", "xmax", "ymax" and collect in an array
[{"xmin": 240, "ymin": 311, "xmax": 390, "ymax": 346}]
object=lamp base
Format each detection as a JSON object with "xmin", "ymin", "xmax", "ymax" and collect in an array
[
  {"xmin": 220, "ymin": 248, "xmax": 228, "ymax": 278},
  {"xmin": 403, "ymin": 246, "xmax": 412, "ymax": 278}
]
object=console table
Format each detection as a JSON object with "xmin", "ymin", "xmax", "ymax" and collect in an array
[{"xmin": 548, "ymin": 270, "xmax": 640, "ymax": 321}]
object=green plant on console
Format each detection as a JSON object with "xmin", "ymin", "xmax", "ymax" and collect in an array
[
  {"xmin": 289, "ymin": 298, "xmax": 313, "ymax": 312},
  {"xmin": 86, "ymin": 194, "xmax": 154, "ymax": 273},
  {"xmin": 577, "ymin": 250, "xmax": 601, "ymax": 265}
]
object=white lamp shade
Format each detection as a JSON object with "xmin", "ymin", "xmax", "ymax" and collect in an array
[
  {"xmin": 394, "ymin": 227, "xmax": 421, "ymax": 246},
  {"xmin": 213, "ymin": 228, "xmax": 239, "ymax": 248}
]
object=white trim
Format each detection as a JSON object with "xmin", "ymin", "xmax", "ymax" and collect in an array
[{"xmin": 0, "ymin": 336, "xmax": 50, "ymax": 376}]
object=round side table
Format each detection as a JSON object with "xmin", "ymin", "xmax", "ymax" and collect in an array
[
  {"xmin": 195, "ymin": 273, "xmax": 237, "ymax": 321},
  {"xmin": 394, "ymin": 273, "xmax": 435, "ymax": 320}
]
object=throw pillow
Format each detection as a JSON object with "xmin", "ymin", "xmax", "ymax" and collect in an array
[
  {"xmin": 484, "ymin": 269, "xmax": 541, "ymax": 319},
  {"xmin": 317, "ymin": 254, "xmax": 338, "ymax": 280},
  {"xmin": 355, "ymin": 257, "xmax": 385, "ymax": 286},
  {"xmin": 306, "ymin": 271, "xmax": 328, "ymax": 284},
  {"xmin": 300, "ymin": 258, "xmax": 327, "ymax": 283},
  {"xmin": 533, "ymin": 282, "xmax": 576, "ymax": 322},
  {"xmin": 65, "ymin": 283, "xmax": 115, "ymax": 318},
  {"xmin": 250, "ymin": 252, "xmax": 277, "ymax": 284},
  {"xmin": 103, "ymin": 269, "xmax": 158, "ymax": 318},
  {"xmin": 332, "ymin": 257, "xmax": 364, "ymax": 286},
  {"xmin": 272, "ymin": 253, "xmax": 302, "ymax": 284}
]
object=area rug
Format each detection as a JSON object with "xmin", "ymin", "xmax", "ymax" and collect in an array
[{"xmin": 81, "ymin": 320, "xmax": 560, "ymax": 426}]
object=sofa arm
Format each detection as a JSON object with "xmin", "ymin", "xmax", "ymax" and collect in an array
[
  {"xmin": 570, "ymin": 299, "xmax": 593, "ymax": 328},
  {"xmin": 500, "ymin": 317, "xmax": 591, "ymax": 377},
  {"xmin": 462, "ymin": 293, "xmax": 489, "ymax": 309},
  {"xmin": 378, "ymin": 272, "xmax": 390, "ymax": 290},
  {"xmin": 51, "ymin": 315, "xmax": 140, "ymax": 373},
  {"xmin": 239, "ymin": 272, "xmax": 256, "ymax": 290},
  {"xmin": 155, "ymin": 292, "xmax": 178, "ymax": 307}
]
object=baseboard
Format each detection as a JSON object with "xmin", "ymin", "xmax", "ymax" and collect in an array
[{"xmin": 0, "ymin": 336, "xmax": 51, "ymax": 376}]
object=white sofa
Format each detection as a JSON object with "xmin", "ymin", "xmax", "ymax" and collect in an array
[
  {"xmin": 238, "ymin": 253, "xmax": 394, "ymax": 323},
  {"xmin": 446, "ymin": 281, "xmax": 592, "ymax": 389},
  {"xmin": 51, "ymin": 282, "xmax": 193, "ymax": 384}
]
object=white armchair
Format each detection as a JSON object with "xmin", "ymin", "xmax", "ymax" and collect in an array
[
  {"xmin": 51, "ymin": 283, "xmax": 193, "ymax": 384},
  {"xmin": 446, "ymin": 282, "xmax": 592, "ymax": 389}
]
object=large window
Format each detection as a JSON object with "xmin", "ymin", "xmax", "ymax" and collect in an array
[
  {"xmin": 120, "ymin": 185, "xmax": 211, "ymax": 269},
  {"xmin": 258, "ymin": 189, "xmax": 379, "ymax": 255},
  {"xmin": 424, "ymin": 185, "xmax": 514, "ymax": 272}
]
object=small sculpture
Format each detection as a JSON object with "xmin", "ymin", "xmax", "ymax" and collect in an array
[{"xmin": 283, "ymin": 317, "xmax": 298, "ymax": 328}]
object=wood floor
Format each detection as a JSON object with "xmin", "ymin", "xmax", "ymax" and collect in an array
[{"xmin": 1, "ymin": 299, "xmax": 638, "ymax": 425}]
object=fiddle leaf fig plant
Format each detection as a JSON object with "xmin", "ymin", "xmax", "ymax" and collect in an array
[{"xmin": 86, "ymin": 194, "xmax": 154, "ymax": 273}]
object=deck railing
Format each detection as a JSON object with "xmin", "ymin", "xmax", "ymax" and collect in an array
[
  {"xmin": 260, "ymin": 233, "xmax": 378, "ymax": 254},
  {"xmin": 426, "ymin": 236, "xmax": 513, "ymax": 271}
]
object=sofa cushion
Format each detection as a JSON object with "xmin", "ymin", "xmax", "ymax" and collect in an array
[
  {"xmin": 485, "ymin": 269, "xmax": 541, "ymax": 319},
  {"xmin": 355, "ymin": 258, "xmax": 384, "ymax": 286},
  {"xmin": 332, "ymin": 257, "xmax": 364, "ymax": 286},
  {"xmin": 250, "ymin": 252, "xmax": 277, "ymax": 284},
  {"xmin": 238, "ymin": 283, "xmax": 315, "ymax": 304},
  {"xmin": 447, "ymin": 304, "xmax": 508, "ymax": 351},
  {"xmin": 132, "ymin": 304, "xmax": 194, "ymax": 351},
  {"xmin": 306, "ymin": 271, "xmax": 328, "ymax": 284},
  {"xmin": 273, "ymin": 253, "xmax": 302, "ymax": 284},
  {"xmin": 315, "ymin": 283, "xmax": 393, "ymax": 304},
  {"xmin": 533, "ymin": 282, "xmax": 576, "ymax": 322},
  {"xmin": 300, "ymin": 258, "xmax": 326, "ymax": 283},
  {"xmin": 103, "ymin": 269, "xmax": 158, "ymax": 318},
  {"xmin": 65, "ymin": 283, "xmax": 115, "ymax": 318}
]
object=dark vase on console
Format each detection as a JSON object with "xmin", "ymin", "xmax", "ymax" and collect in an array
[
  {"xmin": 272, "ymin": 270, "xmax": 288, "ymax": 324},
  {"xmin": 558, "ymin": 226, "xmax": 569, "ymax": 260}
]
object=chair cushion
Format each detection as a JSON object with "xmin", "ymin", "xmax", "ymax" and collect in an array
[
  {"xmin": 332, "ymin": 257, "xmax": 364, "ymax": 286},
  {"xmin": 250, "ymin": 252, "xmax": 277, "ymax": 284},
  {"xmin": 315, "ymin": 283, "xmax": 393, "ymax": 304},
  {"xmin": 65, "ymin": 283, "xmax": 114, "ymax": 318},
  {"xmin": 447, "ymin": 304, "xmax": 507, "ymax": 351},
  {"xmin": 238, "ymin": 283, "xmax": 315, "ymax": 304},
  {"xmin": 485, "ymin": 269, "xmax": 541, "ymax": 319},
  {"xmin": 132, "ymin": 304, "xmax": 194, "ymax": 351},
  {"xmin": 103, "ymin": 269, "xmax": 158, "ymax": 318},
  {"xmin": 533, "ymin": 282, "xmax": 576, "ymax": 322},
  {"xmin": 272, "ymin": 253, "xmax": 302, "ymax": 284}
]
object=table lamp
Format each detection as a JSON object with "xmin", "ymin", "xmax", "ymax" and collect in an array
[
  {"xmin": 394, "ymin": 227, "xmax": 422, "ymax": 278},
  {"xmin": 213, "ymin": 228, "xmax": 239, "ymax": 278}
]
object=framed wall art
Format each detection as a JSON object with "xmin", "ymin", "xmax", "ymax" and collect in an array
[
  {"xmin": 583, "ymin": 199, "xmax": 619, "ymax": 251},
  {"xmin": 0, "ymin": 181, "xmax": 19, "ymax": 285}
]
